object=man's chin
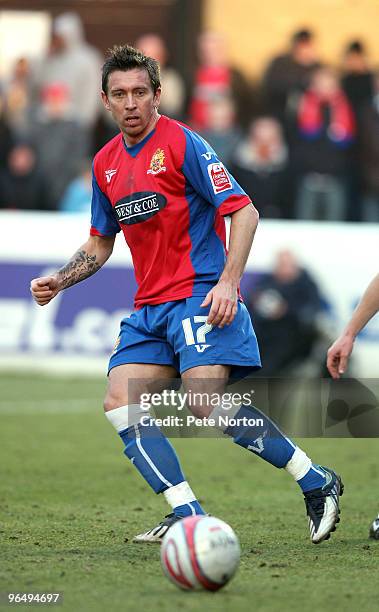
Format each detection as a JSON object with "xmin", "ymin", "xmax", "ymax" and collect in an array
[
  {"xmin": 124, "ymin": 119, "xmax": 142, "ymax": 130},
  {"xmin": 124, "ymin": 124, "xmax": 144, "ymax": 136},
  {"xmin": 122, "ymin": 125, "xmax": 146, "ymax": 145}
]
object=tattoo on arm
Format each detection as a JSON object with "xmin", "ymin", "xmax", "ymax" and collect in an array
[{"xmin": 57, "ymin": 249, "xmax": 101, "ymax": 289}]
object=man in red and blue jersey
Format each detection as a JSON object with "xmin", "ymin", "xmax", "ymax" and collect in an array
[{"xmin": 31, "ymin": 44, "xmax": 343, "ymax": 544}]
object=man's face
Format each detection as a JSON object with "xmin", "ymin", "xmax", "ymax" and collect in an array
[{"xmin": 102, "ymin": 68, "xmax": 161, "ymax": 145}]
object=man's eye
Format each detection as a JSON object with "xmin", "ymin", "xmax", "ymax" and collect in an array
[
  {"xmin": 136, "ymin": 90, "xmax": 145, "ymax": 96},
  {"xmin": 113, "ymin": 92, "xmax": 124, "ymax": 98}
]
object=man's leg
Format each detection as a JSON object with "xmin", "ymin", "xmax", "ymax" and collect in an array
[
  {"xmin": 182, "ymin": 365, "xmax": 343, "ymax": 543},
  {"xmin": 105, "ymin": 363, "xmax": 205, "ymax": 542},
  {"xmin": 369, "ymin": 514, "xmax": 379, "ymax": 540}
]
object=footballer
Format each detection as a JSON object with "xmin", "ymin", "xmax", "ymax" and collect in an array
[{"xmin": 31, "ymin": 44, "xmax": 343, "ymax": 544}]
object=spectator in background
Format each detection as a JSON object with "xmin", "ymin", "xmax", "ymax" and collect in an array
[
  {"xmin": 0, "ymin": 89, "xmax": 13, "ymax": 167},
  {"xmin": 199, "ymin": 96, "xmax": 241, "ymax": 164},
  {"xmin": 359, "ymin": 72, "xmax": 379, "ymax": 222},
  {"xmin": 135, "ymin": 33, "xmax": 186, "ymax": 120},
  {"xmin": 229, "ymin": 117, "xmax": 291, "ymax": 218},
  {"xmin": 292, "ymin": 66, "xmax": 355, "ymax": 221},
  {"xmin": 0, "ymin": 142, "xmax": 48, "ymax": 210},
  {"xmin": 341, "ymin": 40, "xmax": 374, "ymax": 119},
  {"xmin": 30, "ymin": 83, "xmax": 88, "ymax": 209},
  {"xmin": 188, "ymin": 30, "xmax": 252, "ymax": 131},
  {"xmin": 247, "ymin": 250, "xmax": 323, "ymax": 376},
  {"xmin": 262, "ymin": 29, "xmax": 320, "ymax": 124},
  {"xmin": 2, "ymin": 58, "xmax": 32, "ymax": 136},
  {"xmin": 59, "ymin": 160, "xmax": 92, "ymax": 213},
  {"xmin": 32, "ymin": 12, "xmax": 102, "ymax": 132},
  {"xmin": 341, "ymin": 41, "xmax": 374, "ymax": 221},
  {"xmin": 92, "ymin": 108, "xmax": 120, "ymax": 156}
]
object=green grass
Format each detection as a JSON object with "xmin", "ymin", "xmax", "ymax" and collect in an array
[{"xmin": 0, "ymin": 373, "xmax": 378, "ymax": 612}]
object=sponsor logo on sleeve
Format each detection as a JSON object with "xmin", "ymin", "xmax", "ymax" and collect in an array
[
  {"xmin": 114, "ymin": 191, "xmax": 167, "ymax": 225},
  {"xmin": 207, "ymin": 162, "xmax": 232, "ymax": 194}
]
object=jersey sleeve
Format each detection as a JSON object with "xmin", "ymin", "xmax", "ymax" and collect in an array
[
  {"xmin": 181, "ymin": 127, "xmax": 252, "ymax": 216},
  {"xmin": 90, "ymin": 165, "xmax": 121, "ymax": 237}
]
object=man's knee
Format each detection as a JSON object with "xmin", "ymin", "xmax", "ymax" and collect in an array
[
  {"xmin": 183, "ymin": 378, "xmax": 226, "ymax": 419},
  {"xmin": 187, "ymin": 400, "xmax": 211, "ymax": 419},
  {"xmin": 103, "ymin": 391, "xmax": 125, "ymax": 413},
  {"xmin": 104, "ymin": 378, "xmax": 144, "ymax": 412},
  {"xmin": 185, "ymin": 389, "xmax": 218, "ymax": 419}
]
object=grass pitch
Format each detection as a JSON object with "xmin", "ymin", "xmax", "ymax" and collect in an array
[{"xmin": 0, "ymin": 373, "xmax": 378, "ymax": 612}]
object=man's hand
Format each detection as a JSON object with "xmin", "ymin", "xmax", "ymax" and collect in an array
[
  {"xmin": 30, "ymin": 276, "xmax": 60, "ymax": 306},
  {"xmin": 29, "ymin": 235, "xmax": 115, "ymax": 306},
  {"xmin": 326, "ymin": 335, "xmax": 354, "ymax": 379},
  {"xmin": 201, "ymin": 279, "xmax": 238, "ymax": 328}
]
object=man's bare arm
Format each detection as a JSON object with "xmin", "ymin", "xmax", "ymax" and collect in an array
[
  {"xmin": 342, "ymin": 273, "xmax": 379, "ymax": 338},
  {"xmin": 202, "ymin": 203, "xmax": 259, "ymax": 327},
  {"xmin": 327, "ymin": 273, "xmax": 379, "ymax": 378},
  {"xmin": 221, "ymin": 202, "xmax": 259, "ymax": 285},
  {"xmin": 30, "ymin": 235, "xmax": 116, "ymax": 306}
]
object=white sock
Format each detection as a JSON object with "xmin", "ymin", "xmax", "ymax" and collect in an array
[
  {"xmin": 105, "ymin": 404, "xmax": 146, "ymax": 432},
  {"xmin": 285, "ymin": 447, "xmax": 312, "ymax": 481},
  {"xmin": 163, "ymin": 481, "xmax": 197, "ymax": 508}
]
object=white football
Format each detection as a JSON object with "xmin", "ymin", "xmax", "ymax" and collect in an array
[{"xmin": 160, "ymin": 515, "xmax": 240, "ymax": 591}]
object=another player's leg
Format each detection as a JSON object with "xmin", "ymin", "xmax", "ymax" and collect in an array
[
  {"xmin": 369, "ymin": 514, "xmax": 379, "ymax": 540},
  {"xmin": 182, "ymin": 366, "xmax": 343, "ymax": 544},
  {"xmin": 105, "ymin": 363, "xmax": 205, "ymax": 543}
]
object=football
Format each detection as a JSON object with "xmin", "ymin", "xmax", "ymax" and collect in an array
[{"xmin": 160, "ymin": 515, "xmax": 240, "ymax": 591}]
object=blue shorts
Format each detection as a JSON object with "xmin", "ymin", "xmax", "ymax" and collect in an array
[{"xmin": 108, "ymin": 296, "xmax": 261, "ymax": 380}]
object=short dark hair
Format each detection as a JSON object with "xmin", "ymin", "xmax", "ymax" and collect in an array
[
  {"xmin": 291, "ymin": 29, "xmax": 313, "ymax": 46},
  {"xmin": 346, "ymin": 40, "xmax": 365, "ymax": 55},
  {"xmin": 102, "ymin": 44, "xmax": 161, "ymax": 94}
]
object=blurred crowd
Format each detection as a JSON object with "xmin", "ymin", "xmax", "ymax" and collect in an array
[{"xmin": 1, "ymin": 12, "xmax": 379, "ymax": 222}]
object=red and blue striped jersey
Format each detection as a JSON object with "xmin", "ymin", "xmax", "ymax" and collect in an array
[{"xmin": 91, "ymin": 115, "xmax": 252, "ymax": 308}]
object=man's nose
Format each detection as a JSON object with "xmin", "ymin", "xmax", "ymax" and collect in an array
[{"xmin": 125, "ymin": 94, "xmax": 137, "ymax": 109}]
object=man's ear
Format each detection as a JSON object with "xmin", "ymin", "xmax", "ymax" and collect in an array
[
  {"xmin": 101, "ymin": 91, "xmax": 111, "ymax": 111},
  {"xmin": 153, "ymin": 87, "xmax": 162, "ymax": 109}
]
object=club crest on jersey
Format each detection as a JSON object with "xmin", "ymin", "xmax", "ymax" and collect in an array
[
  {"xmin": 105, "ymin": 168, "xmax": 117, "ymax": 183},
  {"xmin": 147, "ymin": 148, "xmax": 166, "ymax": 175},
  {"xmin": 207, "ymin": 162, "xmax": 232, "ymax": 194}
]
